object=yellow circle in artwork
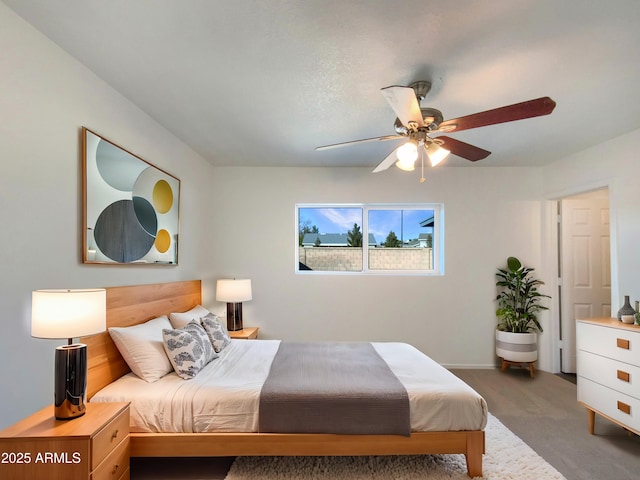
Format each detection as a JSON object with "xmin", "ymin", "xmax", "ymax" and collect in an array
[
  {"xmin": 155, "ymin": 229, "xmax": 171, "ymax": 253},
  {"xmin": 153, "ymin": 180, "xmax": 173, "ymax": 214}
]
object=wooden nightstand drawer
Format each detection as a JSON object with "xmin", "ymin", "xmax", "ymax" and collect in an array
[
  {"xmin": 91, "ymin": 406, "xmax": 130, "ymax": 470},
  {"xmin": 92, "ymin": 435, "xmax": 129, "ymax": 480},
  {"xmin": 116, "ymin": 467, "xmax": 130, "ymax": 480}
]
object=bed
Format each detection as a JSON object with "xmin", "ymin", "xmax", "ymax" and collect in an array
[{"xmin": 83, "ymin": 280, "xmax": 486, "ymax": 477}]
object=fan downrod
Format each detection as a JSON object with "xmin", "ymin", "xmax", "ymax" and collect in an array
[{"xmin": 409, "ymin": 81, "xmax": 431, "ymax": 101}]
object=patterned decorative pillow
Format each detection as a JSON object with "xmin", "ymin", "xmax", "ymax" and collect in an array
[
  {"xmin": 200, "ymin": 312, "xmax": 231, "ymax": 353},
  {"xmin": 162, "ymin": 320, "xmax": 218, "ymax": 379}
]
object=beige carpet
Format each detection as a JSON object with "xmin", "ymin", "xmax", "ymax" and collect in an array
[{"xmin": 224, "ymin": 413, "xmax": 566, "ymax": 479}]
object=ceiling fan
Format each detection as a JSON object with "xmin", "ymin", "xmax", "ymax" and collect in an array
[{"xmin": 316, "ymin": 81, "xmax": 556, "ymax": 177}]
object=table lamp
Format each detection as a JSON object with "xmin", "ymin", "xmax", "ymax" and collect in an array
[
  {"xmin": 216, "ymin": 279, "xmax": 252, "ymax": 331},
  {"xmin": 31, "ymin": 289, "xmax": 106, "ymax": 420}
]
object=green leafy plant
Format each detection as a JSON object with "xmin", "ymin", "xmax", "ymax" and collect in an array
[{"xmin": 496, "ymin": 256, "xmax": 550, "ymax": 333}]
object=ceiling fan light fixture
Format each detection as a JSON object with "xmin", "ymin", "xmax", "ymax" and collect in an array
[
  {"xmin": 396, "ymin": 140, "xmax": 418, "ymax": 166},
  {"xmin": 425, "ymin": 142, "xmax": 450, "ymax": 167},
  {"xmin": 396, "ymin": 158, "xmax": 416, "ymax": 171},
  {"xmin": 395, "ymin": 142, "xmax": 418, "ymax": 171}
]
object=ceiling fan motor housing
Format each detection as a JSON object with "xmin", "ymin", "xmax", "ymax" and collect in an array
[{"xmin": 394, "ymin": 108, "xmax": 444, "ymax": 134}]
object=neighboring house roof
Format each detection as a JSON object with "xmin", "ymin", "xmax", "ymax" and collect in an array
[
  {"xmin": 302, "ymin": 232, "xmax": 377, "ymax": 247},
  {"xmin": 405, "ymin": 233, "xmax": 432, "ymax": 248},
  {"xmin": 420, "ymin": 216, "xmax": 434, "ymax": 228}
]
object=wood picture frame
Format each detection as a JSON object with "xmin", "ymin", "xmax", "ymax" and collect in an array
[{"xmin": 82, "ymin": 127, "xmax": 180, "ymax": 265}]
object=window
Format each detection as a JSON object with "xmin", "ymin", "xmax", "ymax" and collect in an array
[{"xmin": 296, "ymin": 204, "xmax": 443, "ymax": 275}]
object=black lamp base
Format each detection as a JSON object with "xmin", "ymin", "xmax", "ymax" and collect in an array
[
  {"xmin": 226, "ymin": 302, "xmax": 244, "ymax": 331},
  {"xmin": 54, "ymin": 344, "xmax": 87, "ymax": 420}
]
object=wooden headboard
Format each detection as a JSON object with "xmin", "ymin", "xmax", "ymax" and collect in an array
[{"xmin": 83, "ymin": 280, "xmax": 201, "ymax": 399}]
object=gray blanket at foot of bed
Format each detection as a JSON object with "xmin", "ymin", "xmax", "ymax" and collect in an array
[{"xmin": 258, "ymin": 341, "xmax": 410, "ymax": 436}]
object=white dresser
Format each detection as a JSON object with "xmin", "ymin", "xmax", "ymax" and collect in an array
[{"xmin": 576, "ymin": 318, "xmax": 640, "ymax": 435}]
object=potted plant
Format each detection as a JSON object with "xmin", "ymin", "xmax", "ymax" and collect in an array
[{"xmin": 495, "ymin": 256, "xmax": 549, "ymax": 375}]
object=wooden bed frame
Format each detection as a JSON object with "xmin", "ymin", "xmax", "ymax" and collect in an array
[{"xmin": 83, "ymin": 280, "xmax": 484, "ymax": 477}]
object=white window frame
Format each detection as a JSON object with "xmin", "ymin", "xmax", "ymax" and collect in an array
[{"xmin": 295, "ymin": 203, "xmax": 444, "ymax": 276}]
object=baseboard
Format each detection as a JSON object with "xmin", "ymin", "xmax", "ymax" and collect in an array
[{"xmin": 444, "ymin": 363, "xmax": 498, "ymax": 369}]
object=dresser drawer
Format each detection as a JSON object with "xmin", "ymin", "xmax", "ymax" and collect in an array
[
  {"xmin": 91, "ymin": 406, "xmax": 130, "ymax": 470},
  {"xmin": 578, "ymin": 377, "xmax": 640, "ymax": 433},
  {"xmin": 92, "ymin": 435, "xmax": 129, "ymax": 480},
  {"xmin": 577, "ymin": 321, "xmax": 640, "ymax": 366},
  {"xmin": 578, "ymin": 350, "xmax": 640, "ymax": 399}
]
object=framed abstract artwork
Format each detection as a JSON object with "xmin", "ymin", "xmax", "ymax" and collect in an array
[{"xmin": 82, "ymin": 127, "xmax": 180, "ymax": 265}]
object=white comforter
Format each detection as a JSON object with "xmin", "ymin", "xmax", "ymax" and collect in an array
[{"xmin": 91, "ymin": 340, "xmax": 487, "ymax": 433}]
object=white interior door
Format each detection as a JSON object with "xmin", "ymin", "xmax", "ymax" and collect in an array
[{"xmin": 560, "ymin": 190, "xmax": 611, "ymax": 373}]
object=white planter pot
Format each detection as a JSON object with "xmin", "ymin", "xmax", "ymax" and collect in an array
[{"xmin": 496, "ymin": 330, "xmax": 538, "ymax": 363}]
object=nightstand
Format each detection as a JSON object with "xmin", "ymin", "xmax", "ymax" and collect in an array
[
  {"xmin": 0, "ymin": 402, "xmax": 130, "ymax": 480},
  {"xmin": 229, "ymin": 326, "xmax": 259, "ymax": 339}
]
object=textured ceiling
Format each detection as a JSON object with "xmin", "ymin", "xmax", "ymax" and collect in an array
[{"xmin": 4, "ymin": 0, "xmax": 640, "ymax": 168}]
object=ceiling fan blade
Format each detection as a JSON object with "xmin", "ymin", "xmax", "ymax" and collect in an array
[
  {"xmin": 381, "ymin": 86, "xmax": 424, "ymax": 128},
  {"xmin": 316, "ymin": 135, "xmax": 402, "ymax": 151},
  {"xmin": 438, "ymin": 96, "xmax": 556, "ymax": 133},
  {"xmin": 436, "ymin": 136, "xmax": 491, "ymax": 162},
  {"xmin": 372, "ymin": 147, "xmax": 400, "ymax": 173}
]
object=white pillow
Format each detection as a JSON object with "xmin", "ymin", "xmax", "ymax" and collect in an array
[
  {"xmin": 162, "ymin": 320, "xmax": 218, "ymax": 379},
  {"xmin": 169, "ymin": 304, "xmax": 211, "ymax": 329},
  {"xmin": 200, "ymin": 312, "xmax": 231, "ymax": 353},
  {"xmin": 108, "ymin": 316, "xmax": 173, "ymax": 382}
]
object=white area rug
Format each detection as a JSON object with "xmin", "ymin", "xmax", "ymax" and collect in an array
[{"xmin": 224, "ymin": 414, "xmax": 566, "ymax": 479}]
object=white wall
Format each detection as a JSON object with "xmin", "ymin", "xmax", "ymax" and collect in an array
[
  {"xmin": 540, "ymin": 129, "xmax": 640, "ymax": 316},
  {"xmin": 0, "ymin": 3, "xmax": 216, "ymax": 429},
  {"xmin": 209, "ymin": 165, "xmax": 548, "ymax": 368}
]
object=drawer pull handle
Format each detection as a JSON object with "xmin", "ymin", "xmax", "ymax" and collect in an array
[
  {"xmin": 112, "ymin": 464, "xmax": 119, "ymax": 475},
  {"xmin": 617, "ymin": 370, "xmax": 630, "ymax": 382},
  {"xmin": 111, "ymin": 429, "xmax": 119, "ymax": 441},
  {"xmin": 616, "ymin": 338, "xmax": 630, "ymax": 350},
  {"xmin": 617, "ymin": 401, "xmax": 631, "ymax": 415}
]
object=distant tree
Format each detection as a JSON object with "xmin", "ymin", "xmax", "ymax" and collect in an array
[
  {"xmin": 347, "ymin": 223, "xmax": 362, "ymax": 247},
  {"xmin": 314, "ymin": 236, "xmax": 321, "ymax": 247},
  {"xmin": 384, "ymin": 230, "xmax": 401, "ymax": 247},
  {"xmin": 299, "ymin": 219, "xmax": 319, "ymax": 246}
]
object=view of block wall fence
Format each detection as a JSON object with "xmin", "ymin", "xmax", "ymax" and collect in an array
[{"xmin": 299, "ymin": 247, "xmax": 433, "ymax": 271}]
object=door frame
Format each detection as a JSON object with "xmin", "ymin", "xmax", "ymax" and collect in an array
[{"xmin": 543, "ymin": 180, "xmax": 617, "ymax": 373}]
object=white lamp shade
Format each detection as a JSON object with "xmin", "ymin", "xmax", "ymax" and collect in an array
[
  {"xmin": 32, "ymin": 289, "xmax": 106, "ymax": 339},
  {"xmin": 396, "ymin": 141, "xmax": 418, "ymax": 168},
  {"xmin": 425, "ymin": 142, "xmax": 450, "ymax": 167},
  {"xmin": 395, "ymin": 157, "xmax": 416, "ymax": 171},
  {"xmin": 216, "ymin": 279, "xmax": 252, "ymax": 302}
]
